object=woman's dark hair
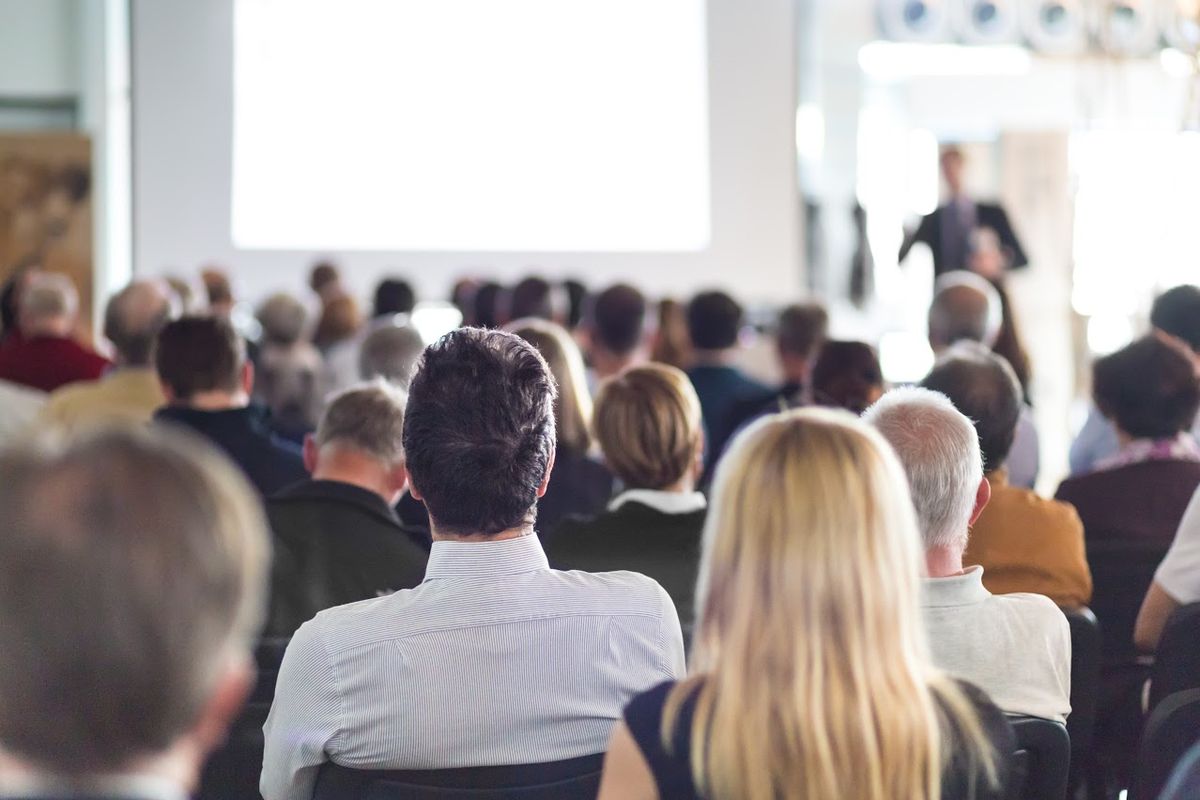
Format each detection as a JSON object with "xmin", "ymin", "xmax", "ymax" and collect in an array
[
  {"xmin": 686, "ymin": 291, "xmax": 742, "ymax": 351},
  {"xmin": 1151, "ymin": 285, "xmax": 1200, "ymax": 353},
  {"xmin": 1093, "ymin": 336, "xmax": 1200, "ymax": 440},
  {"xmin": 403, "ymin": 328, "xmax": 557, "ymax": 535},
  {"xmin": 810, "ymin": 340, "xmax": 884, "ymax": 415},
  {"xmin": 990, "ymin": 281, "xmax": 1032, "ymax": 403}
]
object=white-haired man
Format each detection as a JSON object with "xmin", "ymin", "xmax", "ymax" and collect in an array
[
  {"xmin": 864, "ymin": 387, "xmax": 1071, "ymax": 723},
  {"xmin": 0, "ymin": 272, "xmax": 110, "ymax": 392}
]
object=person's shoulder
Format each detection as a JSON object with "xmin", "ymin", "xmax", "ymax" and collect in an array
[
  {"xmin": 992, "ymin": 483, "xmax": 1082, "ymax": 528},
  {"xmin": 550, "ymin": 567, "xmax": 677, "ymax": 614},
  {"xmin": 987, "ymin": 592, "xmax": 1069, "ymax": 632}
]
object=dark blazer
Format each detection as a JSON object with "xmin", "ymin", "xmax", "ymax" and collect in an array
[
  {"xmin": 1055, "ymin": 460, "xmax": 1200, "ymax": 546},
  {"xmin": 547, "ymin": 499, "xmax": 706, "ymax": 627},
  {"xmin": 686, "ymin": 365, "xmax": 773, "ymax": 480},
  {"xmin": 265, "ymin": 479, "xmax": 429, "ymax": 637},
  {"xmin": 153, "ymin": 404, "xmax": 307, "ymax": 497},
  {"xmin": 537, "ymin": 446, "xmax": 614, "ymax": 534},
  {"xmin": 899, "ymin": 201, "xmax": 1028, "ymax": 276}
]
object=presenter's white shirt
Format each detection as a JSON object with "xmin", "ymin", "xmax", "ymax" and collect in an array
[
  {"xmin": 260, "ymin": 534, "xmax": 685, "ymax": 800},
  {"xmin": 922, "ymin": 566, "xmax": 1072, "ymax": 724},
  {"xmin": 1155, "ymin": 487, "xmax": 1200, "ymax": 603}
]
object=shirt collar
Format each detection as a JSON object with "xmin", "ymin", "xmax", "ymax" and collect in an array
[
  {"xmin": 921, "ymin": 565, "xmax": 991, "ymax": 608},
  {"xmin": 424, "ymin": 534, "xmax": 549, "ymax": 581},
  {"xmin": 608, "ymin": 489, "xmax": 707, "ymax": 515}
]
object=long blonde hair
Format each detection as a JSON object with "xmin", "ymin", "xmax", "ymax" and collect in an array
[
  {"xmin": 668, "ymin": 408, "xmax": 1001, "ymax": 800},
  {"xmin": 506, "ymin": 318, "xmax": 594, "ymax": 454}
]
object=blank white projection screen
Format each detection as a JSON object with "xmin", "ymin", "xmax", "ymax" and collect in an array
[{"xmin": 232, "ymin": 0, "xmax": 711, "ymax": 252}]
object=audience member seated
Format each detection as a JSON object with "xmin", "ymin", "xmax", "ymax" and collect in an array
[
  {"xmin": 548, "ymin": 364, "xmax": 706, "ymax": 626},
  {"xmin": 597, "ymin": 408, "xmax": 1013, "ymax": 800},
  {"xmin": 325, "ymin": 276, "xmax": 418, "ymax": 393},
  {"xmin": 0, "ymin": 272, "xmax": 109, "ymax": 392},
  {"xmin": 373, "ymin": 276, "xmax": 416, "ymax": 318},
  {"xmin": 650, "ymin": 297, "xmax": 692, "ymax": 370},
  {"xmin": 563, "ymin": 278, "xmax": 588, "ymax": 330},
  {"xmin": 0, "ymin": 264, "xmax": 37, "ymax": 346},
  {"xmin": 200, "ymin": 266, "xmax": 236, "ymax": 317},
  {"xmin": 359, "ymin": 322, "xmax": 425, "ymax": 387},
  {"xmin": 508, "ymin": 318, "xmax": 613, "ymax": 532},
  {"xmin": 772, "ymin": 301, "xmax": 829, "ymax": 407},
  {"xmin": 266, "ymin": 382, "xmax": 428, "ymax": 638},
  {"xmin": 261, "ymin": 329, "xmax": 684, "ymax": 799},
  {"xmin": 471, "ymin": 280, "xmax": 503, "ymax": 329},
  {"xmin": 584, "ymin": 283, "xmax": 647, "ymax": 387},
  {"xmin": 308, "ymin": 260, "xmax": 344, "ymax": 304},
  {"xmin": 928, "ymin": 271, "xmax": 1039, "ymax": 488},
  {"xmin": 1071, "ymin": 285, "xmax": 1200, "ymax": 476},
  {"xmin": 0, "ymin": 426, "xmax": 268, "ymax": 800},
  {"xmin": 922, "ymin": 345, "xmax": 1091, "ymax": 608},
  {"xmin": 865, "ymin": 387, "xmax": 1071, "ymax": 723},
  {"xmin": 154, "ymin": 315, "xmax": 307, "ymax": 497},
  {"xmin": 506, "ymin": 275, "xmax": 562, "ymax": 324},
  {"xmin": 39, "ymin": 279, "xmax": 173, "ymax": 431},
  {"xmin": 312, "ymin": 293, "xmax": 363, "ymax": 354},
  {"xmin": 254, "ymin": 293, "xmax": 325, "ymax": 442},
  {"xmin": 1137, "ymin": 487, "xmax": 1200, "ymax": 652},
  {"xmin": 685, "ymin": 290, "xmax": 771, "ymax": 477},
  {"xmin": 1055, "ymin": 335, "xmax": 1200, "ymax": 546},
  {"xmin": 810, "ymin": 339, "xmax": 884, "ymax": 414}
]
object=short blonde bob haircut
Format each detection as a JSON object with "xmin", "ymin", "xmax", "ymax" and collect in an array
[
  {"xmin": 593, "ymin": 363, "xmax": 702, "ymax": 490},
  {"xmin": 667, "ymin": 408, "xmax": 1002, "ymax": 800}
]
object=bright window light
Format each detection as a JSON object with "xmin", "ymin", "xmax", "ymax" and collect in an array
[
  {"xmin": 795, "ymin": 103, "xmax": 825, "ymax": 164},
  {"xmin": 1087, "ymin": 314, "xmax": 1135, "ymax": 356},
  {"xmin": 879, "ymin": 331, "xmax": 935, "ymax": 385},
  {"xmin": 232, "ymin": 0, "xmax": 710, "ymax": 252},
  {"xmin": 858, "ymin": 41, "xmax": 1032, "ymax": 80}
]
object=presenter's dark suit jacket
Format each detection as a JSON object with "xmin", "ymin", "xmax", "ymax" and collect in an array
[
  {"xmin": 265, "ymin": 479, "xmax": 429, "ymax": 637},
  {"xmin": 547, "ymin": 500, "xmax": 706, "ymax": 628},
  {"xmin": 899, "ymin": 201, "xmax": 1029, "ymax": 277}
]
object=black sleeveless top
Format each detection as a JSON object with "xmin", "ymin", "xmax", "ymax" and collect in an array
[{"xmin": 624, "ymin": 679, "xmax": 1015, "ymax": 799}]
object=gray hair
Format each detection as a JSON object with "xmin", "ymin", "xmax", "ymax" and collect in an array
[
  {"xmin": 862, "ymin": 386, "xmax": 982, "ymax": 551},
  {"xmin": 103, "ymin": 280, "xmax": 175, "ymax": 366},
  {"xmin": 359, "ymin": 324, "xmax": 425, "ymax": 388},
  {"xmin": 20, "ymin": 272, "xmax": 78, "ymax": 324},
  {"xmin": 0, "ymin": 426, "xmax": 268, "ymax": 775},
  {"xmin": 928, "ymin": 271, "xmax": 1002, "ymax": 351},
  {"xmin": 256, "ymin": 293, "xmax": 308, "ymax": 347},
  {"xmin": 316, "ymin": 380, "xmax": 408, "ymax": 466}
]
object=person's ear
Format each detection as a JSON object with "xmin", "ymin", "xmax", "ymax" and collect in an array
[
  {"xmin": 302, "ymin": 435, "xmax": 319, "ymax": 474},
  {"xmin": 180, "ymin": 656, "xmax": 254, "ymax": 791},
  {"xmin": 968, "ymin": 475, "xmax": 992, "ymax": 527},
  {"xmin": 536, "ymin": 447, "xmax": 557, "ymax": 499},
  {"xmin": 241, "ymin": 361, "xmax": 254, "ymax": 395}
]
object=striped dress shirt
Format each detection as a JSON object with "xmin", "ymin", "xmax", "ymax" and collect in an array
[{"xmin": 260, "ymin": 534, "xmax": 685, "ymax": 800}]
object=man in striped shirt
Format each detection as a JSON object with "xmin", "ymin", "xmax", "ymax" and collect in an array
[{"xmin": 261, "ymin": 328, "xmax": 685, "ymax": 800}]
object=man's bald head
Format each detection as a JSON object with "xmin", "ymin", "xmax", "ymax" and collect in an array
[
  {"xmin": 927, "ymin": 271, "xmax": 1003, "ymax": 353},
  {"xmin": 104, "ymin": 280, "xmax": 175, "ymax": 367}
]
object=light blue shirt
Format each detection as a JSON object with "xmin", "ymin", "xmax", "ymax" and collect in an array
[
  {"xmin": 260, "ymin": 534, "xmax": 685, "ymax": 800},
  {"xmin": 1070, "ymin": 405, "xmax": 1200, "ymax": 476}
]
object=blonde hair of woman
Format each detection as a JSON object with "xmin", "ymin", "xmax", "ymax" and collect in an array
[
  {"xmin": 598, "ymin": 408, "xmax": 1004, "ymax": 800},
  {"xmin": 506, "ymin": 317, "xmax": 594, "ymax": 454}
]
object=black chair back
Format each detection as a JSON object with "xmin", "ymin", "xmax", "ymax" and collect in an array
[
  {"xmin": 1007, "ymin": 716, "xmax": 1070, "ymax": 800},
  {"xmin": 313, "ymin": 754, "xmax": 604, "ymax": 800},
  {"xmin": 1085, "ymin": 538, "xmax": 1169, "ymax": 666},
  {"xmin": 1149, "ymin": 602, "xmax": 1200, "ymax": 711},
  {"xmin": 1132, "ymin": 688, "xmax": 1200, "ymax": 800},
  {"xmin": 1062, "ymin": 607, "xmax": 1100, "ymax": 797}
]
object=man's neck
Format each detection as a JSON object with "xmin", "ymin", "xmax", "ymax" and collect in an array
[
  {"xmin": 312, "ymin": 449, "xmax": 395, "ymax": 504},
  {"xmin": 430, "ymin": 523, "xmax": 534, "ymax": 543},
  {"xmin": 925, "ymin": 545, "xmax": 966, "ymax": 579},
  {"xmin": 176, "ymin": 390, "xmax": 249, "ymax": 411},
  {"xmin": 690, "ymin": 348, "xmax": 735, "ymax": 367},
  {"xmin": 591, "ymin": 349, "xmax": 638, "ymax": 381}
]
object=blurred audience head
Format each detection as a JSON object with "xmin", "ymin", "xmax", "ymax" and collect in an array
[
  {"xmin": 508, "ymin": 318, "xmax": 593, "ymax": 454},
  {"xmin": 255, "ymin": 292, "xmax": 309, "ymax": 348},
  {"xmin": 810, "ymin": 340, "xmax": 884, "ymax": 414},
  {"xmin": 686, "ymin": 290, "xmax": 743, "ymax": 352},
  {"xmin": 104, "ymin": 279, "xmax": 175, "ymax": 367},
  {"xmin": 0, "ymin": 265, "xmax": 39, "ymax": 338},
  {"xmin": 587, "ymin": 283, "xmax": 647, "ymax": 372},
  {"xmin": 471, "ymin": 281, "xmax": 503, "ymax": 329},
  {"xmin": 593, "ymin": 364, "xmax": 702, "ymax": 492},
  {"xmin": 19, "ymin": 272, "xmax": 78, "ymax": 338},
  {"xmin": 255, "ymin": 345, "xmax": 322, "ymax": 436},
  {"xmin": 306, "ymin": 381, "xmax": 409, "ymax": 503},
  {"xmin": 1093, "ymin": 335, "xmax": 1200, "ymax": 441},
  {"xmin": 308, "ymin": 260, "xmax": 342, "ymax": 301},
  {"xmin": 156, "ymin": 315, "xmax": 250, "ymax": 405},
  {"xmin": 1151, "ymin": 284, "xmax": 1200, "ymax": 360},
  {"xmin": 199, "ymin": 267, "xmax": 234, "ymax": 316},
  {"xmin": 921, "ymin": 343, "xmax": 1023, "ymax": 475},
  {"xmin": 0, "ymin": 427, "xmax": 268, "ymax": 787},
  {"xmin": 312, "ymin": 294, "xmax": 363, "ymax": 352},
  {"xmin": 403, "ymin": 328, "xmax": 556, "ymax": 537},
  {"xmin": 450, "ymin": 278, "xmax": 479, "ymax": 323},
  {"xmin": 164, "ymin": 275, "xmax": 200, "ymax": 315},
  {"xmin": 650, "ymin": 298, "xmax": 692, "ymax": 369},
  {"xmin": 507, "ymin": 276, "xmax": 559, "ymax": 323},
  {"xmin": 372, "ymin": 277, "xmax": 416, "ymax": 319},
  {"xmin": 928, "ymin": 271, "xmax": 1002, "ymax": 352},
  {"xmin": 776, "ymin": 301, "xmax": 828, "ymax": 385},
  {"xmin": 563, "ymin": 279, "xmax": 588, "ymax": 330},
  {"xmin": 359, "ymin": 322, "xmax": 425, "ymax": 388},
  {"xmin": 863, "ymin": 387, "xmax": 987, "ymax": 557}
]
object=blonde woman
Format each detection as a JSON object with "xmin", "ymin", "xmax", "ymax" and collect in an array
[
  {"xmin": 597, "ymin": 408, "xmax": 1013, "ymax": 800},
  {"xmin": 507, "ymin": 318, "xmax": 613, "ymax": 531}
]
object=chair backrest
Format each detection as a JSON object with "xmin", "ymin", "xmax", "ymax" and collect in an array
[
  {"xmin": 314, "ymin": 754, "xmax": 604, "ymax": 800},
  {"xmin": 1084, "ymin": 538, "xmax": 1169, "ymax": 666},
  {"xmin": 1159, "ymin": 738, "xmax": 1200, "ymax": 800},
  {"xmin": 1149, "ymin": 603, "xmax": 1200, "ymax": 711},
  {"xmin": 1061, "ymin": 606, "xmax": 1100, "ymax": 795},
  {"xmin": 1132, "ymin": 688, "xmax": 1200, "ymax": 800},
  {"xmin": 1007, "ymin": 716, "xmax": 1070, "ymax": 800}
]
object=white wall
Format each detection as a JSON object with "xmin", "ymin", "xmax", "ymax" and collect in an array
[
  {"xmin": 131, "ymin": 0, "xmax": 803, "ymax": 305},
  {"xmin": 0, "ymin": 0, "xmax": 80, "ymax": 97}
]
